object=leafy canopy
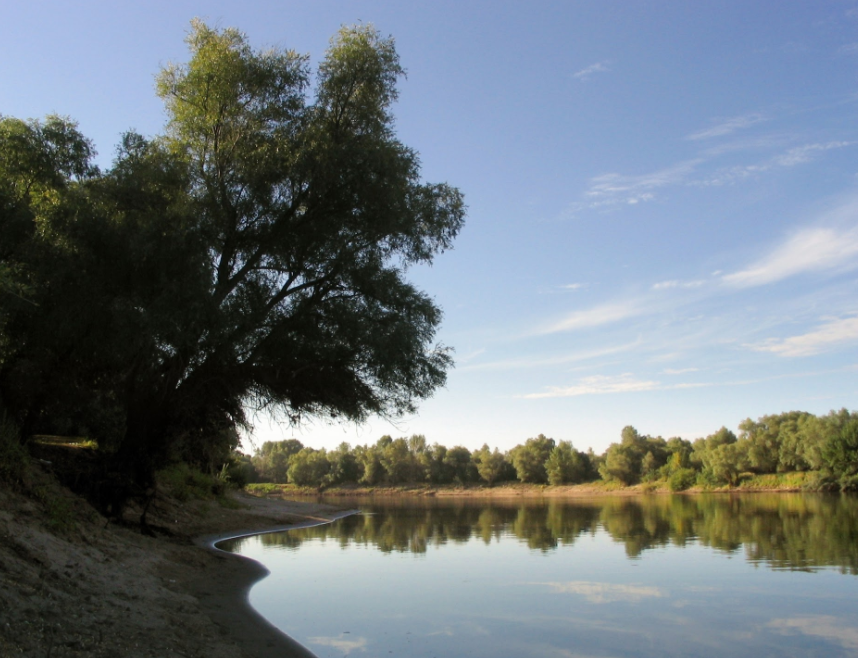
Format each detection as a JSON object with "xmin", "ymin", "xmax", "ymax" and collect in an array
[{"xmin": 0, "ymin": 21, "xmax": 464, "ymax": 511}]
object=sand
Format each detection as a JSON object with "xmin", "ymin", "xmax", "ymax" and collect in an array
[{"xmin": 0, "ymin": 472, "xmax": 350, "ymax": 658}]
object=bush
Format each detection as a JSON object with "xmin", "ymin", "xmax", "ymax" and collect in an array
[
  {"xmin": 668, "ymin": 468, "xmax": 697, "ymax": 492},
  {"xmin": 157, "ymin": 463, "xmax": 218, "ymax": 501}
]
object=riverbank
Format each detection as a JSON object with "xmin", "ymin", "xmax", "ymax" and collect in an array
[
  {"xmin": 0, "ymin": 466, "xmax": 347, "ymax": 658},
  {"xmin": 245, "ymin": 471, "xmax": 813, "ymax": 499}
]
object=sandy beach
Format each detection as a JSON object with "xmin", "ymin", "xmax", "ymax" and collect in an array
[{"xmin": 0, "ymin": 472, "xmax": 349, "ymax": 658}]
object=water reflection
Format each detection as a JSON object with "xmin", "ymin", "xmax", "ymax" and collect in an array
[
  {"xmin": 221, "ymin": 494, "xmax": 858, "ymax": 658},
  {"xmin": 232, "ymin": 493, "xmax": 858, "ymax": 573}
]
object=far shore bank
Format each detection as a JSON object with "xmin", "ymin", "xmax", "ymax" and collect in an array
[{"xmin": 245, "ymin": 474, "xmax": 813, "ymax": 500}]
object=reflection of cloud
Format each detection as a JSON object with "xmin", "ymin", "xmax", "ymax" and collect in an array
[
  {"xmin": 687, "ymin": 113, "xmax": 765, "ymax": 140},
  {"xmin": 723, "ymin": 220, "xmax": 858, "ymax": 287},
  {"xmin": 308, "ymin": 635, "xmax": 368, "ymax": 654},
  {"xmin": 535, "ymin": 581, "xmax": 665, "ymax": 603},
  {"xmin": 769, "ymin": 616, "xmax": 858, "ymax": 650},
  {"xmin": 427, "ymin": 628, "xmax": 454, "ymax": 637},
  {"xmin": 749, "ymin": 315, "xmax": 858, "ymax": 357}
]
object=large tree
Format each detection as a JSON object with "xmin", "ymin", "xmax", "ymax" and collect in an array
[{"xmin": 0, "ymin": 22, "xmax": 464, "ymax": 511}]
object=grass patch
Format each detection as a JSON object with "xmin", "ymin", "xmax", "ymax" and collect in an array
[
  {"xmin": 32, "ymin": 435, "xmax": 98, "ymax": 450},
  {"xmin": 737, "ymin": 471, "xmax": 810, "ymax": 490},
  {"xmin": 31, "ymin": 485, "xmax": 76, "ymax": 533}
]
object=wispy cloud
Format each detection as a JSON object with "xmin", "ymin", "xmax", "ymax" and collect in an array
[
  {"xmin": 839, "ymin": 42, "xmax": 858, "ymax": 54},
  {"xmin": 584, "ymin": 160, "xmax": 701, "ymax": 206},
  {"xmin": 522, "ymin": 372, "xmax": 713, "ymax": 399},
  {"xmin": 534, "ymin": 581, "xmax": 665, "ymax": 604},
  {"xmin": 723, "ymin": 220, "xmax": 858, "ymax": 288},
  {"xmin": 539, "ymin": 301, "xmax": 644, "ymax": 334},
  {"xmin": 686, "ymin": 114, "xmax": 766, "ymax": 141},
  {"xmin": 652, "ymin": 279, "xmax": 706, "ymax": 291},
  {"xmin": 522, "ymin": 374, "xmax": 660, "ymax": 399},
  {"xmin": 560, "ymin": 283, "xmax": 586, "ymax": 291},
  {"xmin": 773, "ymin": 141, "xmax": 851, "ymax": 166},
  {"xmin": 572, "ymin": 61, "xmax": 610, "ymax": 81},
  {"xmin": 460, "ymin": 340, "xmax": 642, "ymax": 372},
  {"xmin": 662, "ymin": 367, "xmax": 699, "ymax": 375},
  {"xmin": 697, "ymin": 141, "xmax": 852, "ymax": 186},
  {"xmin": 769, "ymin": 616, "xmax": 858, "ymax": 651},
  {"xmin": 749, "ymin": 315, "xmax": 858, "ymax": 357}
]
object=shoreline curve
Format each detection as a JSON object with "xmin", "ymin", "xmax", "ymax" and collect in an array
[{"xmin": 188, "ymin": 509, "xmax": 359, "ymax": 658}]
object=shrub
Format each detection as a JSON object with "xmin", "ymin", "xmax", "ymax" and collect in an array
[
  {"xmin": 157, "ymin": 463, "xmax": 218, "ymax": 501},
  {"xmin": 668, "ymin": 468, "xmax": 697, "ymax": 492}
]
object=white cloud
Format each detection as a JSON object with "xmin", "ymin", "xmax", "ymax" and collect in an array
[
  {"xmin": 572, "ymin": 61, "xmax": 610, "ymax": 81},
  {"xmin": 560, "ymin": 283, "xmax": 586, "ymax": 290},
  {"xmin": 662, "ymin": 367, "xmax": 699, "ymax": 375},
  {"xmin": 523, "ymin": 374, "xmax": 660, "ymax": 399},
  {"xmin": 535, "ymin": 581, "xmax": 665, "ymax": 604},
  {"xmin": 839, "ymin": 42, "xmax": 858, "ymax": 54},
  {"xmin": 652, "ymin": 279, "xmax": 705, "ymax": 290},
  {"xmin": 723, "ymin": 222, "xmax": 858, "ymax": 288},
  {"xmin": 539, "ymin": 301, "xmax": 643, "ymax": 334},
  {"xmin": 750, "ymin": 315, "xmax": 858, "ymax": 357},
  {"xmin": 769, "ymin": 616, "xmax": 858, "ymax": 651},
  {"xmin": 686, "ymin": 114, "xmax": 766, "ymax": 141}
]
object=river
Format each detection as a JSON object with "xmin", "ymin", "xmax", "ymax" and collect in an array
[{"xmin": 220, "ymin": 493, "xmax": 858, "ymax": 657}]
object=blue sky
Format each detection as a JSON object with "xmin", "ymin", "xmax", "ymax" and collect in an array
[{"xmin": 4, "ymin": 2, "xmax": 858, "ymax": 453}]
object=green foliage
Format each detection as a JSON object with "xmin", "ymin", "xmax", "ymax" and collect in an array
[
  {"xmin": 545, "ymin": 441, "xmax": 588, "ymax": 485},
  {"xmin": 326, "ymin": 442, "xmax": 360, "ymax": 485},
  {"xmin": 821, "ymin": 417, "xmax": 858, "ymax": 490},
  {"xmin": 510, "ymin": 434, "xmax": 555, "ymax": 484},
  {"xmin": 667, "ymin": 468, "xmax": 697, "ymax": 492},
  {"xmin": 443, "ymin": 446, "xmax": 476, "ymax": 485},
  {"xmin": 287, "ymin": 448, "xmax": 331, "ymax": 486},
  {"xmin": 251, "ymin": 439, "xmax": 304, "ymax": 483},
  {"xmin": 473, "ymin": 444, "xmax": 507, "ymax": 485},
  {"xmin": 157, "ymin": 463, "xmax": 219, "ymax": 502},
  {"xmin": 0, "ymin": 21, "xmax": 464, "ymax": 512},
  {"xmin": 224, "ymin": 450, "xmax": 256, "ymax": 487}
]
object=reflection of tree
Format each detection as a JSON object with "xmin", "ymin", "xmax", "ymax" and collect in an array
[{"xmin": 232, "ymin": 495, "xmax": 858, "ymax": 572}]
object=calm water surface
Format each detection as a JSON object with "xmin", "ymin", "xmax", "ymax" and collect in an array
[{"xmin": 220, "ymin": 494, "xmax": 858, "ymax": 658}]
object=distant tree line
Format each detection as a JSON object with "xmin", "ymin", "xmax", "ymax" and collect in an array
[{"xmin": 237, "ymin": 408, "xmax": 858, "ymax": 492}]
